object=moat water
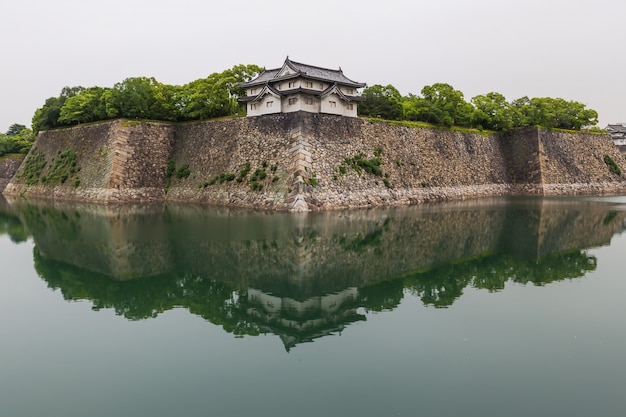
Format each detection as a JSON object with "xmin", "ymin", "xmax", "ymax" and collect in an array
[{"xmin": 1, "ymin": 195, "xmax": 626, "ymax": 417}]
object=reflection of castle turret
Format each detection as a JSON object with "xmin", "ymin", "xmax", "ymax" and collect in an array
[{"xmin": 245, "ymin": 287, "xmax": 364, "ymax": 351}]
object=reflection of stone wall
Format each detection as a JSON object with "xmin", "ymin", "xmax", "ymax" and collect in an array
[
  {"xmin": 9, "ymin": 198, "xmax": 626, "ymax": 296},
  {"xmin": 499, "ymin": 199, "xmax": 626, "ymax": 259},
  {"xmin": 0, "ymin": 195, "xmax": 12, "ymax": 213},
  {"xmin": 13, "ymin": 199, "xmax": 175, "ymax": 280},
  {"xmin": 165, "ymin": 203, "xmax": 509, "ymax": 297}
]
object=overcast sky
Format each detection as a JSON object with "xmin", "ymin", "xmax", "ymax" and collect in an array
[{"xmin": 1, "ymin": 0, "xmax": 625, "ymax": 132}]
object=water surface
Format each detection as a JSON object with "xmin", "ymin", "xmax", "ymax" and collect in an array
[{"xmin": 1, "ymin": 196, "xmax": 626, "ymax": 417}]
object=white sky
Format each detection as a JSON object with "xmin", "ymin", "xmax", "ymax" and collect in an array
[{"xmin": 1, "ymin": 0, "xmax": 625, "ymax": 132}]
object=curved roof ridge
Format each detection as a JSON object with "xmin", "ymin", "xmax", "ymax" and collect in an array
[
  {"xmin": 287, "ymin": 58, "xmax": 342, "ymax": 74},
  {"xmin": 239, "ymin": 57, "xmax": 366, "ymax": 88},
  {"xmin": 319, "ymin": 83, "xmax": 366, "ymax": 102},
  {"xmin": 239, "ymin": 83, "xmax": 282, "ymax": 102}
]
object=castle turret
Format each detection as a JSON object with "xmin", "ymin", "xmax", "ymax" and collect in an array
[{"xmin": 238, "ymin": 57, "xmax": 366, "ymax": 117}]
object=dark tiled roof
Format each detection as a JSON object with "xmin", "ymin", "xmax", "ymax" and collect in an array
[
  {"xmin": 239, "ymin": 57, "xmax": 366, "ymax": 88},
  {"xmin": 238, "ymin": 84, "xmax": 282, "ymax": 102},
  {"xmin": 285, "ymin": 58, "xmax": 366, "ymax": 87},
  {"xmin": 247, "ymin": 68, "xmax": 280, "ymax": 85},
  {"xmin": 319, "ymin": 84, "xmax": 366, "ymax": 102},
  {"xmin": 607, "ymin": 124, "xmax": 626, "ymax": 132}
]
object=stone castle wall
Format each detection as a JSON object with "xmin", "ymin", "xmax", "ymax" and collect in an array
[
  {"xmin": 0, "ymin": 156, "xmax": 23, "ymax": 191},
  {"xmin": 4, "ymin": 113, "xmax": 626, "ymax": 210}
]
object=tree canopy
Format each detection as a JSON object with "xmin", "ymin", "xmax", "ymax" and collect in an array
[
  {"xmin": 0, "ymin": 124, "xmax": 35, "ymax": 157},
  {"xmin": 29, "ymin": 63, "xmax": 599, "ymax": 135},
  {"xmin": 32, "ymin": 64, "xmax": 263, "ymax": 133},
  {"xmin": 358, "ymin": 84, "xmax": 404, "ymax": 120},
  {"xmin": 359, "ymin": 83, "xmax": 599, "ymax": 131}
]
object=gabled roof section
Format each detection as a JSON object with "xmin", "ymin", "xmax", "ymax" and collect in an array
[
  {"xmin": 239, "ymin": 57, "xmax": 366, "ymax": 88},
  {"xmin": 276, "ymin": 59, "xmax": 300, "ymax": 78},
  {"xmin": 285, "ymin": 57, "xmax": 366, "ymax": 87},
  {"xmin": 238, "ymin": 83, "xmax": 282, "ymax": 102},
  {"xmin": 320, "ymin": 83, "xmax": 366, "ymax": 102},
  {"xmin": 240, "ymin": 68, "xmax": 280, "ymax": 87},
  {"xmin": 607, "ymin": 123, "xmax": 626, "ymax": 132}
]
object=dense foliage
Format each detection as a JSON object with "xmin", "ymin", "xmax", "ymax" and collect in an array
[
  {"xmin": 360, "ymin": 83, "xmax": 599, "ymax": 131},
  {"xmin": 32, "ymin": 64, "xmax": 263, "ymax": 133},
  {"xmin": 27, "ymin": 64, "xmax": 599, "ymax": 136},
  {"xmin": 0, "ymin": 124, "xmax": 35, "ymax": 157}
]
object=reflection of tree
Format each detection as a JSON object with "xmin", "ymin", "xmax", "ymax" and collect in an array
[
  {"xmin": 20, "ymin": 204, "xmax": 81, "ymax": 244},
  {"xmin": 33, "ymin": 248, "xmax": 261, "ymax": 337},
  {"xmin": 10, "ymin": 196, "xmax": 619, "ymax": 348},
  {"xmin": 358, "ymin": 279, "xmax": 404, "ymax": 312},
  {"xmin": 0, "ymin": 211, "xmax": 29, "ymax": 243},
  {"xmin": 406, "ymin": 269, "xmax": 471, "ymax": 308},
  {"xmin": 509, "ymin": 251, "xmax": 596, "ymax": 286},
  {"xmin": 405, "ymin": 250, "xmax": 597, "ymax": 308},
  {"xmin": 33, "ymin": 242, "xmax": 599, "ymax": 349},
  {"xmin": 340, "ymin": 218, "xmax": 390, "ymax": 254}
]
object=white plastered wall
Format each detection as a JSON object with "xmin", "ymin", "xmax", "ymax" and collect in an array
[{"xmin": 247, "ymin": 93, "xmax": 282, "ymax": 116}]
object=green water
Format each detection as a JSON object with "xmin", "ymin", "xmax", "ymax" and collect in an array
[{"xmin": 1, "ymin": 195, "xmax": 626, "ymax": 417}]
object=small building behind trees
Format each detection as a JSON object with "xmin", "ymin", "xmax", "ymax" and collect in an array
[
  {"xmin": 238, "ymin": 57, "xmax": 366, "ymax": 117},
  {"xmin": 606, "ymin": 124, "xmax": 626, "ymax": 146}
]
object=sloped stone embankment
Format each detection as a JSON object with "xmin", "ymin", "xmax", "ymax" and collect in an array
[{"xmin": 4, "ymin": 113, "xmax": 626, "ymax": 210}]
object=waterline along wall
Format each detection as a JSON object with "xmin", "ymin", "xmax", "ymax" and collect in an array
[{"xmin": 3, "ymin": 113, "xmax": 626, "ymax": 210}]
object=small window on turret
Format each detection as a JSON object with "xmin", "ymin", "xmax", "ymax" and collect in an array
[{"xmin": 305, "ymin": 82, "xmax": 313, "ymax": 88}]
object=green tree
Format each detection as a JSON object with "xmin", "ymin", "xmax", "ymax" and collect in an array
[
  {"xmin": 101, "ymin": 88, "xmax": 121, "ymax": 119},
  {"xmin": 358, "ymin": 84, "xmax": 403, "ymax": 120},
  {"xmin": 6, "ymin": 124, "xmax": 27, "ymax": 136},
  {"xmin": 58, "ymin": 87, "xmax": 108, "ymax": 125},
  {"xmin": 222, "ymin": 64, "xmax": 263, "ymax": 115},
  {"xmin": 32, "ymin": 86, "xmax": 85, "ymax": 133},
  {"xmin": 12, "ymin": 127, "xmax": 35, "ymax": 153},
  {"xmin": 112, "ymin": 77, "xmax": 157, "ymax": 120},
  {"xmin": 32, "ymin": 64, "xmax": 262, "ymax": 126},
  {"xmin": 0, "ymin": 126, "xmax": 35, "ymax": 156},
  {"xmin": 177, "ymin": 76, "xmax": 228, "ymax": 120},
  {"xmin": 420, "ymin": 83, "xmax": 473, "ymax": 127},
  {"xmin": 32, "ymin": 97, "xmax": 63, "ymax": 133},
  {"xmin": 509, "ymin": 97, "xmax": 598, "ymax": 130},
  {"xmin": 509, "ymin": 96, "xmax": 532, "ymax": 128},
  {"xmin": 101, "ymin": 77, "xmax": 176, "ymax": 121},
  {"xmin": 543, "ymin": 98, "xmax": 598, "ymax": 130},
  {"xmin": 0, "ymin": 134, "xmax": 20, "ymax": 156},
  {"xmin": 471, "ymin": 92, "xmax": 513, "ymax": 131}
]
